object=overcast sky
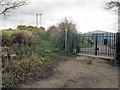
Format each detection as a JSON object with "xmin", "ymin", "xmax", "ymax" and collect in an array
[{"xmin": 0, "ymin": 0, "xmax": 118, "ymax": 33}]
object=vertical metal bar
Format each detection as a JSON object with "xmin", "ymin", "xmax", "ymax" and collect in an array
[
  {"xmin": 93, "ymin": 34, "xmax": 95, "ymax": 55},
  {"xmin": 110, "ymin": 33, "xmax": 111, "ymax": 56},
  {"xmin": 98, "ymin": 34, "xmax": 99, "ymax": 55},
  {"xmin": 108, "ymin": 33, "xmax": 109, "ymax": 56},
  {"xmin": 76, "ymin": 34, "xmax": 80, "ymax": 53},
  {"xmin": 81, "ymin": 35, "xmax": 83, "ymax": 54},
  {"xmin": 114, "ymin": 33, "xmax": 116, "ymax": 56},
  {"xmin": 88, "ymin": 35, "xmax": 89, "ymax": 54},
  {"xmin": 111, "ymin": 33, "xmax": 113, "ymax": 56},
  {"xmin": 79, "ymin": 34, "xmax": 81, "ymax": 53},
  {"xmin": 102, "ymin": 34, "xmax": 104, "ymax": 56},
  {"xmin": 95, "ymin": 34, "xmax": 98, "ymax": 55},
  {"xmin": 104, "ymin": 34, "xmax": 106, "ymax": 56},
  {"xmin": 116, "ymin": 32, "xmax": 120, "ymax": 63}
]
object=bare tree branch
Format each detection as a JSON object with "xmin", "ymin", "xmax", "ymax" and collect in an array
[
  {"xmin": 105, "ymin": 1, "xmax": 120, "ymax": 12},
  {"xmin": 105, "ymin": 1, "xmax": 120, "ymax": 32},
  {"xmin": 0, "ymin": 0, "xmax": 29, "ymax": 15}
]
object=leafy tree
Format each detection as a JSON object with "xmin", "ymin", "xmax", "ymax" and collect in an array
[
  {"xmin": 57, "ymin": 18, "xmax": 77, "ymax": 34},
  {"xmin": 0, "ymin": 0, "xmax": 28, "ymax": 15},
  {"xmin": 57, "ymin": 18, "xmax": 77, "ymax": 50},
  {"xmin": 40, "ymin": 27, "xmax": 45, "ymax": 31},
  {"xmin": 17, "ymin": 25, "xmax": 26, "ymax": 30}
]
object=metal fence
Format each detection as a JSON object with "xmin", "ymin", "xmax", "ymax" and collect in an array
[{"xmin": 68, "ymin": 33, "xmax": 116, "ymax": 57}]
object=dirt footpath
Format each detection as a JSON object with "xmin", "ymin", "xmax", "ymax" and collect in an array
[{"xmin": 22, "ymin": 56, "xmax": 118, "ymax": 88}]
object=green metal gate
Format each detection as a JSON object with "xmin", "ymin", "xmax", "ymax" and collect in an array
[{"xmin": 68, "ymin": 33, "xmax": 116, "ymax": 57}]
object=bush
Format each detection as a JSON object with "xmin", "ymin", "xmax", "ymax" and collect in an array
[
  {"xmin": 12, "ymin": 31, "xmax": 36, "ymax": 46},
  {"xmin": 2, "ymin": 30, "xmax": 14, "ymax": 46},
  {"xmin": 110, "ymin": 58, "xmax": 120, "ymax": 65}
]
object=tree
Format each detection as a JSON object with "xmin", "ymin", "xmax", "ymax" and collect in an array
[
  {"xmin": 17, "ymin": 25, "xmax": 26, "ymax": 30},
  {"xmin": 105, "ymin": 1, "xmax": 120, "ymax": 11},
  {"xmin": 47, "ymin": 25, "xmax": 59, "ymax": 43},
  {"xmin": 105, "ymin": 1, "xmax": 120, "ymax": 32},
  {"xmin": 0, "ymin": 0, "xmax": 28, "ymax": 15},
  {"xmin": 57, "ymin": 18, "xmax": 77, "ymax": 50},
  {"xmin": 58, "ymin": 18, "xmax": 77, "ymax": 34}
]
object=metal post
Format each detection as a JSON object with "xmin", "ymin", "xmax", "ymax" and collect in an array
[
  {"xmin": 76, "ymin": 34, "xmax": 80, "ymax": 53},
  {"xmin": 95, "ymin": 34, "xmax": 98, "ymax": 55},
  {"xmin": 116, "ymin": 32, "xmax": 120, "ymax": 62},
  {"xmin": 65, "ymin": 28, "xmax": 67, "ymax": 50}
]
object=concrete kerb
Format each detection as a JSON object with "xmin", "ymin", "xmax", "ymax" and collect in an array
[{"xmin": 77, "ymin": 54, "xmax": 114, "ymax": 60}]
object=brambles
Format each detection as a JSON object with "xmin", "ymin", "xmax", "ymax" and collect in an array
[{"xmin": 2, "ymin": 30, "xmax": 57, "ymax": 88}]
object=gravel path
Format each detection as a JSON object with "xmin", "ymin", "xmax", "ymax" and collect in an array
[{"xmin": 21, "ymin": 56, "xmax": 118, "ymax": 88}]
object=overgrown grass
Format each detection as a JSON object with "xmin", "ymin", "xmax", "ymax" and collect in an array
[
  {"xmin": 2, "ymin": 30, "xmax": 76, "ymax": 88},
  {"xmin": 2, "ymin": 30, "xmax": 57, "ymax": 88},
  {"xmin": 32, "ymin": 32, "xmax": 55, "ymax": 50}
]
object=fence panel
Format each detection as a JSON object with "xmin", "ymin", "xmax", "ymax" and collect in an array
[{"xmin": 68, "ymin": 33, "xmax": 116, "ymax": 57}]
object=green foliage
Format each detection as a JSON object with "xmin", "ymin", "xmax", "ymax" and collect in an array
[
  {"xmin": 57, "ymin": 17, "xmax": 77, "ymax": 34},
  {"xmin": 27, "ymin": 26, "xmax": 34, "ymax": 28},
  {"xmin": 110, "ymin": 58, "xmax": 120, "ymax": 65},
  {"xmin": 32, "ymin": 32, "xmax": 55, "ymax": 50},
  {"xmin": 40, "ymin": 27, "xmax": 45, "ymax": 31},
  {"xmin": 1, "ymin": 30, "xmax": 14, "ymax": 46},
  {"xmin": 2, "ymin": 30, "xmax": 57, "ymax": 88},
  {"xmin": 2, "ymin": 28, "xmax": 75, "ymax": 88},
  {"xmin": 2, "ymin": 54, "xmax": 43, "ymax": 87},
  {"xmin": 12, "ymin": 31, "xmax": 35, "ymax": 46}
]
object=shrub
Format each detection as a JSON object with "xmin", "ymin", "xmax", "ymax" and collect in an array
[
  {"xmin": 2, "ymin": 30, "xmax": 14, "ymax": 46},
  {"xmin": 12, "ymin": 31, "xmax": 36, "ymax": 46},
  {"xmin": 110, "ymin": 58, "xmax": 120, "ymax": 65}
]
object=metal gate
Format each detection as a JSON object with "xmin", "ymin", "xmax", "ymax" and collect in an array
[{"xmin": 68, "ymin": 33, "xmax": 116, "ymax": 57}]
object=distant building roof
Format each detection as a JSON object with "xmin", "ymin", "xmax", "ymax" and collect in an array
[{"xmin": 84, "ymin": 30, "xmax": 114, "ymax": 34}]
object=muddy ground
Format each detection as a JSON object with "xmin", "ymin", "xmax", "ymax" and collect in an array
[{"xmin": 21, "ymin": 56, "xmax": 118, "ymax": 88}]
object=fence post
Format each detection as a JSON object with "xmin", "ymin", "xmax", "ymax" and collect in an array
[
  {"xmin": 95, "ymin": 34, "xmax": 98, "ymax": 55},
  {"xmin": 65, "ymin": 28, "xmax": 67, "ymax": 51},
  {"xmin": 68, "ymin": 34, "xmax": 73, "ymax": 52},
  {"xmin": 116, "ymin": 32, "xmax": 120, "ymax": 63},
  {"xmin": 76, "ymin": 34, "xmax": 80, "ymax": 53}
]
